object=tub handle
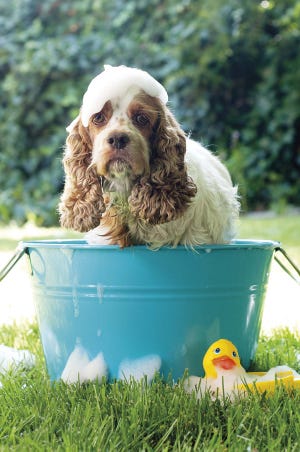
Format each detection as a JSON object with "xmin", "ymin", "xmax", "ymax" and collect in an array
[
  {"xmin": 0, "ymin": 245, "xmax": 27, "ymax": 282},
  {"xmin": 274, "ymin": 247, "xmax": 300, "ymax": 285}
]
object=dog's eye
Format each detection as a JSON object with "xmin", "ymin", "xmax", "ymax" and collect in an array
[
  {"xmin": 133, "ymin": 113, "xmax": 150, "ymax": 127},
  {"xmin": 92, "ymin": 112, "xmax": 106, "ymax": 125}
]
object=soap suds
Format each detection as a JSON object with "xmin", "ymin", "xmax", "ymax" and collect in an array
[
  {"xmin": 61, "ymin": 346, "xmax": 107, "ymax": 384},
  {"xmin": 118, "ymin": 354, "xmax": 161, "ymax": 382},
  {"xmin": 67, "ymin": 65, "xmax": 168, "ymax": 131}
]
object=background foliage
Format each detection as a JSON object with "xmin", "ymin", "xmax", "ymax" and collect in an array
[{"xmin": 0, "ymin": 0, "xmax": 299, "ymax": 225}]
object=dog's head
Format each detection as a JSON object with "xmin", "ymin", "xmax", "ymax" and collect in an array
[{"xmin": 59, "ymin": 65, "xmax": 196, "ymax": 232}]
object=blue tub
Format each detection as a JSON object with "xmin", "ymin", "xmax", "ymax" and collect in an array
[{"xmin": 22, "ymin": 239, "xmax": 278, "ymax": 382}]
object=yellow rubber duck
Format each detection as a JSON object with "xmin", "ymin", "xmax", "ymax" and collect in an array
[
  {"xmin": 203, "ymin": 338, "xmax": 244, "ymax": 379},
  {"xmin": 185, "ymin": 338, "xmax": 300, "ymax": 400}
]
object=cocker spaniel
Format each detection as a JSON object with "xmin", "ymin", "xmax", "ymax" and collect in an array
[{"xmin": 59, "ymin": 65, "xmax": 239, "ymax": 248}]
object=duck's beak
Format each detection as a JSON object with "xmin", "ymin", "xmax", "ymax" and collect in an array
[{"xmin": 212, "ymin": 356, "xmax": 236, "ymax": 370}]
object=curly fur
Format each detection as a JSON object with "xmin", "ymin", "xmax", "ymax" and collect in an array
[
  {"xmin": 129, "ymin": 104, "xmax": 197, "ymax": 225},
  {"xmin": 59, "ymin": 66, "xmax": 239, "ymax": 248},
  {"xmin": 59, "ymin": 121, "xmax": 105, "ymax": 232}
]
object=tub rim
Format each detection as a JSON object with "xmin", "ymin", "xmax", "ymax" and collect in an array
[{"xmin": 20, "ymin": 238, "xmax": 280, "ymax": 251}]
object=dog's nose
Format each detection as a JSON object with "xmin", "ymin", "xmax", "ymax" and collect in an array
[{"xmin": 107, "ymin": 133, "xmax": 130, "ymax": 150}]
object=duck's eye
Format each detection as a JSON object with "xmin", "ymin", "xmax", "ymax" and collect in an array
[
  {"xmin": 214, "ymin": 347, "xmax": 221, "ymax": 354},
  {"xmin": 232, "ymin": 351, "xmax": 237, "ymax": 357},
  {"xmin": 133, "ymin": 113, "xmax": 150, "ymax": 127},
  {"xmin": 92, "ymin": 112, "xmax": 106, "ymax": 125}
]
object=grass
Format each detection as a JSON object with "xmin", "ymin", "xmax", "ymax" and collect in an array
[
  {"xmin": 0, "ymin": 224, "xmax": 81, "ymax": 252},
  {"xmin": 0, "ymin": 324, "xmax": 299, "ymax": 450},
  {"xmin": 0, "ymin": 213, "xmax": 300, "ymax": 450},
  {"xmin": 238, "ymin": 212, "xmax": 300, "ymax": 263}
]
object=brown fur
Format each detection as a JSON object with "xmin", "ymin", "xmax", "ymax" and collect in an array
[
  {"xmin": 59, "ymin": 94, "xmax": 197, "ymax": 244},
  {"xmin": 100, "ymin": 206, "xmax": 132, "ymax": 247},
  {"xmin": 59, "ymin": 121, "xmax": 105, "ymax": 232},
  {"xmin": 129, "ymin": 102, "xmax": 197, "ymax": 224}
]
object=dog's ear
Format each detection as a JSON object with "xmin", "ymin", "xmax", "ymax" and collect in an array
[
  {"xmin": 59, "ymin": 119, "xmax": 105, "ymax": 232},
  {"xmin": 129, "ymin": 103, "xmax": 197, "ymax": 225}
]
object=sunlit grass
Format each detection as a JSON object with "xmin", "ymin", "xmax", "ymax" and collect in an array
[
  {"xmin": 0, "ymin": 324, "xmax": 299, "ymax": 450},
  {"xmin": 0, "ymin": 223, "xmax": 82, "ymax": 251},
  {"xmin": 238, "ymin": 213, "xmax": 300, "ymax": 262},
  {"xmin": 238, "ymin": 213, "xmax": 300, "ymax": 245}
]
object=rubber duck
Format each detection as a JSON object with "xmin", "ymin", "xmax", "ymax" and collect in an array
[
  {"xmin": 185, "ymin": 338, "xmax": 300, "ymax": 400},
  {"xmin": 203, "ymin": 338, "xmax": 245, "ymax": 379},
  {"xmin": 185, "ymin": 339, "xmax": 247, "ymax": 399}
]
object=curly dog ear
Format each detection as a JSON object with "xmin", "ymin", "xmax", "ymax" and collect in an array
[
  {"xmin": 129, "ymin": 103, "xmax": 197, "ymax": 225},
  {"xmin": 59, "ymin": 119, "xmax": 105, "ymax": 232}
]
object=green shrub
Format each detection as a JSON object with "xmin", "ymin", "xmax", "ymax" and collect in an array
[{"xmin": 0, "ymin": 0, "xmax": 299, "ymax": 225}]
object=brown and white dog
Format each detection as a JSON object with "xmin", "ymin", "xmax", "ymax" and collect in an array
[{"xmin": 59, "ymin": 65, "xmax": 239, "ymax": 248}]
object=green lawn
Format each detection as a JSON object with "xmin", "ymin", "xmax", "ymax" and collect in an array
[
  {"xmin": 238, "ymin": 213, "xmax": 300, "ymax": 263},
  {"xmin": 0, "ymin": 214, "xmax": 300, "ymax": 450},
  {"xmin": 0, "ymin": 225, "xmax": 82, "ymax": 252},
  {"xmin": 0, "ymin": 325, "xmax": 299, "ymax": 450}
]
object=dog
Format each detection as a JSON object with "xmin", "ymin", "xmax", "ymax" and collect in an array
[{"xmin": 59, "ymin": 65, "xmax": 239, "ymax": 248}]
